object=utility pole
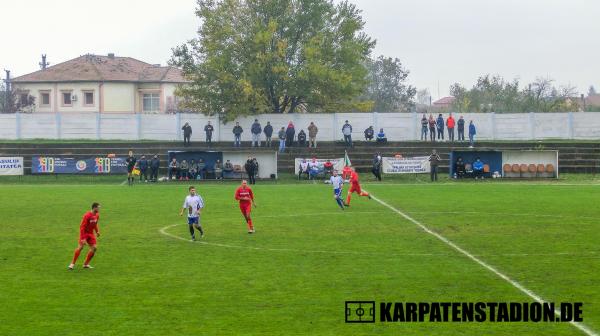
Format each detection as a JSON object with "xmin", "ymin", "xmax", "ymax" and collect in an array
[
  {"xmin": 39, "ymin": 54, "xmax": 50, "ymax": 70},
  {"xmin": 3, "ymin": 70, "xmax": 10, "ymax": 113}
]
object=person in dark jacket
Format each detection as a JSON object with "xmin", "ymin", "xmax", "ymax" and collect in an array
[
  {"xmin": 457, "ymin": 116, "xmax": 465, "ymax": 141},
  {"xmin": 455, "ymin": 157, "xmax": 466, "ymax": 178},
  {"xmin": 251, "ymin": 119, "xmax": 262, "ymax": 147},
  {"xmin": 372, "ymin": 152, "xmax": 383, "ymax": 181},
  {"xmin": 204, "ymin": 121, "xmax": 214, "ymax": 145},
  {"xmin": 436, "ymin": 114, "xmax": 444, "ymax": 140},
  {"xmin": 285, "ymin": 121, "xmax": 295, "ymax": 147},
  {"xmin": 428, "ymin": 149, "xmax": 441, "ymax": 182},
  {"xmin": 469, "ymin": 120, "xmax": 477, "ymax": 147},
  {"xmin": 342, "ymin": 120, "xmax": 353, "ymax": 147},
  {"xmin": 278, "ymin": 127, "xmax": 286, "ymax": 153},
  {"xmin": 150, "ymin": 155, "xmax": 160, "ymax": 182},
  {"xmin": 421, "ymin": 114, "xmax": 428, "ymax": 141},
  {"xmin": 138, "ymin": 155, "xmax": 149, "ymax": 182},
  {"xmin": 182, "ymin": 122, "xmax": 192, "ymax": 147},
  {"xmin": 263, "ymin": 121, "xmax": 273, "ymax": 147},
  {"xmin": 297, "ymin": 130, "xmax": 307, "ymax": 147},
  {"xmin": 244, "ymin": 156, "xmax": 257, "ymax": 185},
  {"xmin": 233, "ymin": 122, "xmax": 243, "ymax": 147},
  {"xmin": 364, "ymin": 126, "xmax": 374, "ymax": 141}
]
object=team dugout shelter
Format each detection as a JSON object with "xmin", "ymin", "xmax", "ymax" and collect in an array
[
  {"xmin": 449, "ymin": 150, "xmax": 559, "ymax": 178},
  {"xmin": 168, "ymin": 150, "xmax": 278, "ymax": 179}
]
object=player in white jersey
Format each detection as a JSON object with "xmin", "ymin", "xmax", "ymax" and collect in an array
[
  {"xmin": 179, "ymin": 186, "xmax": 205, "ymax": 241},
  {"xmin": 329, "ymin": 170, "xmax": 345, "ymax": 210}
]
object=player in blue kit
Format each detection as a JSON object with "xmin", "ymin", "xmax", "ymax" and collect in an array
[
  {"xmin": 329, "ymin": 170, "xmax": 345, "ymax": 210},
  {"xmin": 179, "ymin": 186, "xmax": 205, "ymax": 241}
]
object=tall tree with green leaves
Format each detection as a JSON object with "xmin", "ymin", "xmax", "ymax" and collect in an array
[
  {"xmin": 362, "ymin": 56, "xmax": 416, "ymax": 112},
  {"xmin": 171, "ymin": 0, "xmax": 375, "ymax": 121}
]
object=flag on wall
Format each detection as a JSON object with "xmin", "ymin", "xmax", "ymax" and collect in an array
[{"xmin": 344, "ymin": 150, "xmax": 352, "ymax": 167}]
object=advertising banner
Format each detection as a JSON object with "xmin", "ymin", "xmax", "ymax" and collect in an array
[
  {"xmin": 31, "ymin": 156, "xmax": 128, "ymax": 174},
  {"xmin": 383, "ymin": 156, "xmax": 431, "ymax": 174},
  {"xmin": 294, "ymin": 158, "xmax": 344, "ymax": 175},
  {"xmin": 0, "ymin": 157, "xmax": 24, "ymax": 176}
]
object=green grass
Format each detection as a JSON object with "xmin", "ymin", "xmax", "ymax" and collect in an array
[{"xmin": 0, "ymin": 181, "xmax": 599, "ymax": 335}]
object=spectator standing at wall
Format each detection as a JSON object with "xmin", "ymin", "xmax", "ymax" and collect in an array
[
  {"xmin": 428, "ymin": 149, "xmax": 441, "ymax": 182},
  {"xmin": 245, "ymin": 156, "xmax": 257, "ymax": 184},
  {"xmin": 214, "ymin": 159, "xmax": 223, "ymax": 180},
  {"xmin": 436, "ymin": 114, "xmax": 445, "ymax": 141},
  {"xmin": 297, "ymin": 130, "xmax": 307, "ymax": 147},
  {"xmin": 138, "ymin": 155, "xmax": 149, "ymax": 182},
  {"xmin": 342, "ymin": 120, "xmax": 353, "ymax": 147},
  {"xmin": 204, "ymin": 121, "xmax": 214, "ymax": 145},
  {"xmin": 286, "ymin": 122, "xmax": 295, "ymax": 147},
  {"xmin": 428, "ymin": 114, "xmax": 436, "ymax": 142},
  {"xmin": 168, "ymin": 158, "xmax": 179, "ymax": 180},
  {"xmin": 278, "ymin": 127, "xmax": 286, "ymax": 153},
  {"xmin": 376, "ymin": 128, "xmax": 387, "ymax": 143},
  {"xmin": 264, "ymin": 121, "xmax": 273, "ymax": 147},
  {"xmin": 182, "ymin": 122, "xmax": 192, "ymax": 147},
  {"xmin": 457, "ymin": 116, "xmax": 465, "ymax": 141},
  {"xmin": 150, "ymin": 155, "xmax": 160, "ymax": 182},
  {"xmin": 364, "ymin": 126, "xmax": 374, "ymax": 141},
  {"xmin": 469, "ymin": 120, "xmax": 477, "ymax": 148},
  {"xmin": 372, "ymin": 152, "xmax": 383, "ymax": 181},
  {"xmin": 446, "ymin": 113, "xmax": 455, "ymax": 142},
  {"xmin": 307, "ymin": 122, "xmax": 318, "ymax": 148},
  {"xmin": 421, "ymin": 114, "xmax": 428, "ymax": 141},
  {"xmin": 233, "ymin": 122, "xmax": 243, "ymax": 147},
  {"xmin": 251, "ymin": 119, "xmax": 262, "ymax": 147}
]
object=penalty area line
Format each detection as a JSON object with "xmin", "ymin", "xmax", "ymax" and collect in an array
[{"xmin": 367, "ymin": 191, "xmax": 599, "ymax": 336}]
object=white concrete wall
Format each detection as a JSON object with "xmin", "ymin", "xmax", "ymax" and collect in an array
[{"xmin": 2, "ymin": 112, "xmax": 600, "ymax": 141}]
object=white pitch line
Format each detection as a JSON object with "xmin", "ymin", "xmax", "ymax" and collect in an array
[{"xmin": 367, "ymin": 192, "xmax": 599, "ymax": 336}]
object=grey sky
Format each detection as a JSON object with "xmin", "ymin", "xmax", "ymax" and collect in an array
[{"xmin": 1, "ymin": 0, "xmax": 598, "ymax": 99}]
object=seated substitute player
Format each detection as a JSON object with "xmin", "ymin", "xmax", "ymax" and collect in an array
[
  {"xmin": 330, "ymin": 170, "xmax": 345, "ymax": 210},
  {"xmin": 68, "ymin": 202, "xmax": 101, "ymax": 270},
  {"xmin": 180, "ymin": 186, "xmax": 205, "ymax": 241},
  {"xmin": 235, "ymin": 180, "xmax": 257, "ymax": 234},
  {"xmin": 345, "ymin": 169, "xmax": 371, "ymax": 207}
]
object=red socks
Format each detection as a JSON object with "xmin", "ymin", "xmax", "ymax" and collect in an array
[
  {"xmin": 71, "ymin": 249, "xmax": 81, "ymax": 264},
  {"xmin": 83, "ymin": 251, "xmax": 95, "ymax": 265},
  {"xmin": 247, "ymin": 219, "xmax": 254, "ymax": 231}
]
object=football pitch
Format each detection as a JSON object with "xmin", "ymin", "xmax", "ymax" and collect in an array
[{"xmin": 0, "ymin": 180, "xmax": 599, "ymax": 335}]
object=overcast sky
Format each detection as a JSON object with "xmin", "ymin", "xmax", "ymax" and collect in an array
[{"xmin": 1, "ymin": 0, "xmax": 598, "ymax": 99}]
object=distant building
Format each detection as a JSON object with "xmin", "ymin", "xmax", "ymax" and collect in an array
[
  {"xmin": 11, "ymin": 54, "xmax": 187, "ymax": 113},
  {"xmin": 432, "ymin": 96, "xmax": 456, "ymax": 109}
]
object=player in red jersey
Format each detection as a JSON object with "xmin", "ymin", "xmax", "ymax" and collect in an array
[
  {"xmin": 345, "ymin": 169, "xmax": 371, "ymax": 207},
  {"xmin": 234, "ymin": 180, "xmax": 257, "ymax": 233},
  {"xmin": 68, "ymin": 202, "xmax": 101, "ymax": 270}
]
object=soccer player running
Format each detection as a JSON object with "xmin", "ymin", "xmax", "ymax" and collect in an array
[
  {"xmin": 345, "ymin": 169, "xmax": 371, "ymax": 207},
  {"xmin": 69, "ymin": 202, "xmax": 101, "ymax": 270},
  {"xmin": 179, "ymin": 186, "xmax": 205, "ymax": 241},
  {"xmin": 330, "ymin": 170, "xmax": 345, "ymax": 210},
  {"xmin": 126, "ymin": 150, "xmax": 137, "ymax": 186},
  {"xmin": 235, "ymin": 180, "xmax": 257, "ymax": 233}
]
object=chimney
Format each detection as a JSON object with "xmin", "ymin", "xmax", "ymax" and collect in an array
[{"xmin": 108, "ymin": 53, "xmax": 115, "ymax": 59}]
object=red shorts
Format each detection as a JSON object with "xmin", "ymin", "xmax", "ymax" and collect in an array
[
  {"xmin": 79, "ymin": 233, "xmax": 97, "ymax": 246},
  {"xmin": 349, "ymin": 184, "xmax": 362, "ymax": 194},
  {"xmin": 239, "ymin": 202, "xmax": 252, "ymax": 216}
]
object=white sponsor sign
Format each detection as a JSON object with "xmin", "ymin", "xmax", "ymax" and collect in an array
[
  {"xmin": 294, "ymin": 158, "xmax": 344, "ymax": 175},
  {"xmin": 0, "ymin": 157, "xmax": 24, "ymax": 176},
  {"xmin": 383, "ymin": 156, "xmax": 430, "ymax": 174}
]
